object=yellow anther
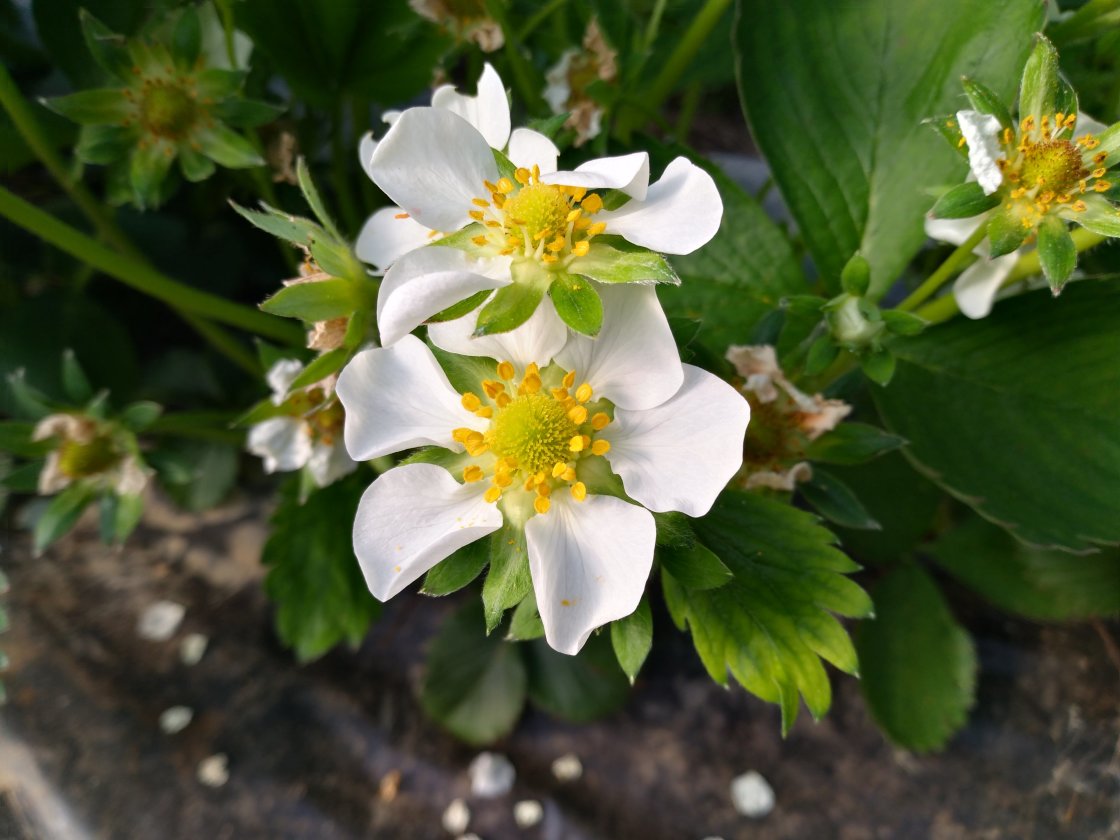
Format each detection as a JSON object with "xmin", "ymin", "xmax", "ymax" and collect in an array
[
  {"xmin": 575, "ymin": 383, "xmax": 593, "ymax": 403},
  {"xmin": 552, "ymin": 461, "xmax": 568, "ymax": 478},
  {"xmin": 502, "ymin": 456, "xmax": 518, "ymax": 470},
  {"xmin": 566, "ymin": 208, "xmax": 582, "ymax": 223},
  {"xmin": 587, "ymin": 221, "xmax": 607, "ymax": 236},
  {"xmin": 485, "ymin": 221, "xmax": 502, "ymax": 228},
  {"xmin": 533, "ymin": 471, "xmax": 547, "ymax": 485},
  {"xmin": 482, "ymin": 380, "xmax": 502, "ymax": 398},
  {"xmin": 484, "ymin": 486, "xmax": 502, "ymax": 503},
  {"xmin": 521, "ymin": 373, "xmax": 542, "ymax": 394},
  {"xmin": 484, "ymin": 180, "xmax": 500, "ymax": 193},
  {"xmin": 463, "ymin": 465, "xmax": 484, "ymax": 483},
  {"xmin": 568, "ymin": 405, "xmax": 588, "ymax": 424},
  {"xmin": 472, "ymin": 235, "xmax": 489, "ymax": 246},
  {"xmin": 497, "ymin": 177, "xmax": 515, "ymax": 193},
  {"xmin": 546, "ymin": 237, "xmax": 566, "ymax": 252},
  {"xmin": 1096, "ymin": 180, "xmax": 1112, "ymax": 192},
  {"xmin": 562, "ymin": 370, "xmax": 576, "ymax": 389},
  {"xmin": 569, "ymin": 186, "xmax": 587, "ymax": 201},
  {"xmin": 591, "ymin": 439, "xmax": 611, "ymax": 456},
  {"xmin": 541, "ymin": 253, "xmax": 559, "ymax": 264},
  {"xmin": 494, "ymin": 472, "xmax": 513, "ymax": 488},
  {"xmin": 591, "ymin": 412, "xmax": 610, "ymax": 430},
  {"xmin": 536, "ymin": 482, "xmax": 551, "ymax": 497},
  {"xmin": 570, "ymin": 482, "xmax": 587, "ymax": 501},
  {"xmin": 475, "ymin": 406, "xmax": 493, "ymax": 419},
  {"xmin": 562, "ymin": 466, "xmax": 576, "ymax": 481},
  {"xmin": 394, "ymin": 212, "xmax": 410, "ymax": 219},
  {"xmin": 469, "ymin": 210, "xmax": 485, "ymax": 221},
  {"xmin": 472, "ymin": 197, "xmax": 490, "ymax": 207},
  {"xmin": 581, "ymin": 193, "xmax": 603, "ymax": 214},
  {"xmin": 1094, "ymin": 152, "xmax": 1108, "ymax": 165},
  {"xmin": 957, "ymin": 137, "xmax": 967, "ymax": 149},
  {"xmin": 461, "ymin": 393, "xmax": 482, "ymax": 412},
  {"xmin": 496, "ymin": 393, "xmax": 512, "ymax": 408},
  {"xmin": 1085, "ymin": 137, "xmax": 1101, "ymax": 150},
  {"xmin": 1056, "ymin": 193, "xmax": 1071, "ymax": 203},
  {"xmin": 1073, "ymin": 200, "xmax": 1087, "ymax": 211},
  {"xmin": 550, "ymin": 387, "xmax": 569, "ymax": 400},
  {"xmin": 1093, "ymin": 167, "xmax": 1107, "ymax": 178},
  {"xmin": 452, "ymin": 427, "xmax": 473, "ymax": 443},
  {"xmin": 571, "ymin": 241, "xmax": 590, "ymax": 257},
  {"xmin": 497, "ymin": 361, "xmax": 515, "ymax": 380},
  {"xmin": 1010, "ymin": 187, "xmax": 1028, "ymax": 199},
  {"xmin": 534, "ymin": 496, "xmax": 551, "ymax": 515},
  {"xmin": 532, "ymin": 163, "xmax": 541, "ymax": 181},
  {"xmin": 514, "ymin": 168, "xmax": 530, "ymax": 185},
  {"xmin": 569, "ymin": 435, "xmax": 586, "ymax": 452}
]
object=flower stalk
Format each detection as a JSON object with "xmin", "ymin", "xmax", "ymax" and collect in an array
[{"xmin": 896, "ymin": 224, "xmax": 986, "ymax": 312}]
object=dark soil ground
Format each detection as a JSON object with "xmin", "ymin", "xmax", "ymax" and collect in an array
[{"xmin": 1, "ymin": 493, "xmax": 1118, "ymax": 840}]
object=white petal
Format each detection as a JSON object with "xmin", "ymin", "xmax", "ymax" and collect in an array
[
  {"xmin": 952, "ymin": 251, "xmax": 1019, "ymax": 319},
  {"xmin": 541, "ymin": 152, "xmax": 650, "ymax": 200},
  {"xmin": 555, "ymin": 284, "xmax": 682, "ymax": 411},
  {"xmin": 336, "ymin": 336, "xmax": 486, "ymax": 460},
  {"xmin": 266, "ymin": 358, "xmax": 304, "ymax": 403},
  {"xmin": 597, "ymin": 157, "xmax": 722, "ymax": 254},
  {"xmin": 1075, "ymin": 111, "xmax": 1108, "ymax": 139},
  {"xmin": 525, "ymin": 493, "xmax": 655, "ymax": 655},
  {"xmin": 430, "ymin": 63, "xmax": 511, "ymax": 151},
  {"xmin": 38, "ymin": 452, "xmax": 70, "ymax": 494},
  {"xmin": 601, "ymin": 364, "xmax": 749, "ymax": 517},
  {"xmin": 925, "ymin": 215, "xmax": 984, "ymax": 249},
  {"xmin": 377, "ymin": 246, "xmax": 511, "ymax": 347},
  {"xmin": 507, "ymin": 128, "xmax": 559, "ymax": 174},
  {"xmin": 307, "ymin": 440, "xmax": 357, "ymax": 487},
  {"xmin": 353, "ymin": 464, "xmax": 503, "ymax": 600},
  {"xmin": 247, "ymin": 417, "xmax": 313, "ymax": 472},
  {"xmin": 356, "ymin": 206, "xmax": 435, "ymax": 272},
  {"xmin": 113, "ymin": 455, "xmax": 150, "ymax": 495},
  {"xmin": 368, "ymin": 108, "xmax": 499, "ymax": 232},
  {"xmin": 358, "ymin": 131, "xmax": 378, "ymax": 182},
  {"xmin": 544, "ymin": 51, "xmax": 575, "ymax": 113},
  {"xmin": 957, "ymin": 109, "xmax": 1004, "ymax": 195},
  {"xmin": 428, "ymin": 295, "xmax": 568, "ymax": 368}
]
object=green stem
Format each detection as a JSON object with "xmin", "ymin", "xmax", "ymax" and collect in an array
[
  {"xmin": 643, "ymin": 0, "xmax": 670, "ymax": 53},
  {"xmin": 517, "ymin": 0, "xmax": 567, "ymax": 41},
  {"xmin": 330, "ymin": 103, "xmax": 361, "ymax": 235},
  {"xmin": 0, "ymin": 184, "xmax": 303, "ymax": 345},
  {"xmin": 896, "ymin": 224, "xmax": 986, "ymax": 312},
  {"xmin": 485, "ymin": 0, "xmax": 545, "ymax": 112},
  {"xmin": 181, "ymin": 312, "xmax": 259, "ymax": 374},
  {"xmin": 149, "ymin": 411, "xmax": 243, "ymax": 445}
]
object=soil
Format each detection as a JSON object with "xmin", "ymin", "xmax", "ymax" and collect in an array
[{"xmin": 1, "ymin": 493, "xmax": 1118, "ymax": 840}]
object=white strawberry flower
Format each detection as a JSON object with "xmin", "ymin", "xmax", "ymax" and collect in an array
[
  {"xmin": 33, "ymin": 413, "xmax": 149, "ymax": 496},
  {"xmin": 336, "ymin": 288, "xmax": 749, "ymax": 655},
  {"xmin": 924, "ymin": 215, "xmax": 1020, "ymax": 319}
]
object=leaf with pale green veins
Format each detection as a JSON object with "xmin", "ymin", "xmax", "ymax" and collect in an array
[
  {"xmin": 735, "ymin": 0, "xmax": 1043, "ymax": 296},
  {"xmin": 663, "ymin": 491, "xmax": 871, "ymax": 734},
  {"xmin": 874, "ymin": 283, "xmax": 1120, "ymax": 553}
]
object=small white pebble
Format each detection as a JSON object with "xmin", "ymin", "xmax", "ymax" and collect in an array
[
  {"xmin": 180, "ymin": 633, "xmax": 209, "ymax": 665},
  {"xmin": 513, "ymin": 799, "xmax": 543, "ymax": 828},
  {"xmin": 550, "ymin": 753, "xmax": 582, "ymax": 782},
  {"xmin": 158, "ymin": 706, "xmax": 193, "ymax": 734},
  {"xmin": 197, "ymin": 753, "xmax": 229, "ymax": 788},
  {"xmin": 442, "ymin": 798, "xmax": 470, "ymax": 835},
  {"xmin": 137, "ymin": 601, "xmax": 185, "ymax": 641},
  {"xmin": 730, "ymin": 770, "xmax": 775, "ymax": 818},
  {"xmin": 468, "ymin": 752, "xmax": 515, "ymax": 798}
]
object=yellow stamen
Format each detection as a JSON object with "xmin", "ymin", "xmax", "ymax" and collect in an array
[
  {"xmin": 582, "ymin": 193, "xmax": 603, "ymax": 214},
  {"xmin": 570, "ymin": 482, "xmax": 587, "ymax": 501},
  {"xmin": 463, "ymin": 465, "xmax": 484, "ymax": 483},
  {"xmin": 461, "ymin": 393, "xmax": 482, "ymax": 412},
  {"xmin": 484, "ymin": 486, "xmax": 502, "ymax": 503},
  {"xmin": 562, "ymin": 370, "xmax": 576, "ymax": 389},
  {"xmin": 497, "ymin": 361, "xmax": 515, "ymax": 380},
  {"xmin": 497, "ymin": 177, "xmax": 515, "ymax": 193},
  {"xmin": 568, "ymin": 405, "xmax": 588, "ymax": 424},
  {"xmin": 571, "ymin": 241, "xmax": 590, "ymax": 257},
  {"xmin": 575, "ymin": 383, "xmax": 593, "ymax": 403},
  {"xmin": 534, "ymin": 496, "xmax": 551, "ymax": 515},
  {"xmin": 569, "ymin": 435, "xmax": 586, "ymax": 452},
  {"xmin": 552, "ymin": 461, "xmax": 568, "ymax": 478},
  {"xmin": 591, "ymin": 412, "xmax": 610, "ymax": 430},
  {"xmin": 472, "ymin": 198, "xmax": 490, "ymax": 207},
  {"xmin": 591, "ymin": 439, "xmax": 611, "ymax": 456}
]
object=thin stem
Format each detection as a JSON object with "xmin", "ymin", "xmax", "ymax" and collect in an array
[
  {"xmin": 674, "ymin": 81, "xmax": 702, "ymax": 143},
  {"xmin": 149, "ymin": 411, "xmax": 244, "ymax": 445},
  {"xmin": 896, "ymin": 224, "xmax": 986, "ymax": 312},
  {"xmin": 0, "ymin": 184, "xmax": 304, "ymax": 344},
  {"xmin": 517, "ymin": 0, "xmax": 567, "ymax": 41},
  {"xmin": 181, "ymin": 312, "xmax": 259, "ymax": 374},
  {"xmin": 330, "ymin": 103, "xmax": 361, "ymax": 235},
  {"xmin": 643, "ymin": 0, "xmax": 670, "ymax": 54}
]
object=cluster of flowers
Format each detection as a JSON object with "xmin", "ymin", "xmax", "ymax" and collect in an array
[{"xmin": 257, "ymin": 65, "xmax": 751, "ymax": 655}]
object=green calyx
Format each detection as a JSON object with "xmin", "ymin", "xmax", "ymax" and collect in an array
[
  {"xmin": 139, "ymin": 81, "xmax": 198, "ymax": 139},
  {"xmin": 57, "ymin": 435, "xmax": 121, "ymax": 479}
]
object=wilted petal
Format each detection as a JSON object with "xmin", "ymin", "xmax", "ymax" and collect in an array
[
  {"xmin": 266, "ymin": 358, "xmax": 305, "ymax": 404},
  {"xmin": 377, "ymin": 246, "xmax": 512, "ymax": 346},
  {"xmin": 247, "ymin": 417, "xmax": 313, "ymax": 472},
  {"xmin": 957, "ymin": 109, "xmax": 1004, "ymax": 195},
  {"xmin": 602, "ymin": 365, "xmax": 749, "ymax": 517},
  {"xmin": 431, "ymin": 63, "xmax": 511, "ymax": 150},
  {"xmin": 356, "ymin": 207, "xmax": 436, "ymax": 272},
  {"xmin": 952, "ymin": 252, "xmax": 1018, "ymax": 319},
  {"xmin": 541, "ymin": 152, "xmax": 650, "ymax": 200},
  {"xmin": 307, "ymin": 440, "xmax": 357, "ymax": 487},
  {"xmin": 507, "ymin": 128, "xmax": 559, "ymax": 173},
  {"xmin": 354, "ymin": 463, "xmax": 503, "ymax": 600},
  {"xmin": 428, "ymin": 295, "xmax": 568, "ymax": 368},
  {"xmin": 597, "ymin": 157, "xmax": 722, "ymax": 254},
  {"xmin": 525, "ymin": 493, "xmax": 655, "ymax": 655},
  {"xmin": 555, "ymin": 284, "xmax": 682, "ymax": 410},
  {"xmin": 336, "ymin": 336, "xmax": 486, "ymax": 460},
  {"xmin": 369, "ymin": 108, "xmax": 500, "ymax": 232}
]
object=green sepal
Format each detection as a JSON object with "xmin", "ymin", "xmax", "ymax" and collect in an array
[
  {"xmin": 129, "ymin": 139, "xmax": 176, "ymax": 209},
  {"xmin": 119, "ymin": 401, "xmax": 163, "ymax": 432},
  {"xmin": 840, "ymin": 253, "xmax": 871, "ymax": 297},
  {"xmin": 79, "ymin": 10, "xmax": 133, "ymax": 81},
  {"xmin": 212, "ymin": 98, "xmax": 286, "ymax": 128},
  {"xmin": 428, "ymin": 289, "xmax": 491, "ymax": 323},
  {"xmin": 658, "ymin": 540, "xmax": 733, "ymax": 591},
  {"xmin": 507, "ymin": 592, "xmax": 545, "ymax": 641},
  {"xmin": 482, "ymin": 526, "xmax": 532, "ymax": 633},
  {"xmin": 231, "ymin": 201, "xmax": 318, "ymax": 247},
  {"xmin": 611, "ymin": 597, "xmax": 653, "ymax": 683},
  {"xmin": 0, "ymin": 422, "xmax": 51, "ymax": 458},
  {"xmin": 75, "ymin": 124, "xmax": 132, "ymax": 165},
  {"xmin": 100, "ymin": 491, "xmax": 144, "ymax": 544},
  {"xmin": 880, "ymin": 309, "xmax": 928, "ymax": 336},
  {"xmin": 986, "ymin": 205, "xmax": 1030, "ymax": 257},
  {"xmin": 1018, "ymin": 34, "xmax": 1061, "ymax": 123},
  {"xmin": 194, "ymin": 68, "xmax": 246, "ymax": 99},
  {"xmin": 1036, "ymin": 214, "xmax": 1076, "ymax": 293},
  {"xmin": 549, "ymin": 273, "xmax": 603, "ymax": 336},
  {"xmin": 195, "ymin": 124, "xmax": 264, "ymax": 168},
  {"xmin": 421, "ymin": 539, "xmax": 489, "ymax": 596},
  {"xmin": 804, "ymin": 423, "xmax": 906, "ymax": 466},
  {"xmin": 930, "ymin": 182, "xmax": 1000, "ymax": 219},
  {"xmin": 288, "ymin": 347, "xmax": 350, "ymax": 390},
  {"xmin": 575, "ymin": 239, "xmax": 680, "ymax": 285},
  {"xmin": 5, "ymin": 369, "xmax": 54, "ymax": 419},
  {"xmin": 925, "ymin": 114, "xmax": 968, "ymax": 158},
  {"xmin": 34, "ymin": 482, "xmax": 97, "ymax": 554},
  {"xmin": 799, "ymin": 468, "xmax": 881, "ymax": 531},
  {"xmin": 61, "ymin": 349, "xmax": 93, "ymax": 404},
  {"xmin": 260, "ymin": 278, "xmax": 359, "ymax": 322},
  {"xmin": 42, "ymin": 89, "xmax": 130, "ymax": 125},
  {"xmin": 308, "ymin": 235, "xmax": 363, "ymax": 280},
  {"xmin": 428, "ymin": 223, "xmax": 486, "ymax": 251},
  {"xmin": 170, "ymin": 5, "xmax": 202, "ymax": 68},
  {"xmin": 179, "ymin": 144, "xmax": 216, "ymax": 182},
  {"xmin": 960, "ymin": 76, "xmax": 1013, "ymax": 130},
  {"xmin": 803, "ymin": 334, "xmax": 839, "ymax": 376},
  {"xmin": 473, "ymin": 283, "xmax": 544, "ymax": 336},
  {"xmin": 296, "ymin": 157, "xmax": 342, "ymax": 239},
  {"xmin": 491, "ymin": 147, "xmax": 518, "ymax": 183},
  {"xmin": 860, "ymin": 347, "xmax": 896, "ymax": 386}
]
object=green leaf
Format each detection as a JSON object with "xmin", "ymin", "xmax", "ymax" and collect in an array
[
  {"xmin": 507, "ymin": 592, "xmax": 545, "ymax": 641},
  {"xmin": 1019, "ymin": 33, "xmax": 1061, "ymax": 123},
  {"xmin": 179, "ymin": 143, "xmax": 216, "ymax": 182},
  {"xmin": 860, "ymin": 348, "xmax": 896, "ymax": 386},
  {"xmin": 804, "ymin": 423, "xmax": 906, "ymax": 466},
  {"xmin": 735, "ymin": 0, "xmax": 1042, "ymax": 297},
  {"xmin": 575, "ymin": 239, "xmax": 680, "ymax": 285},
  {"xmin": 961, "ymin": 76, "xmax": 1013, "ymax": 130},
  {"xmin": 34, "ymin": 482, "xmax": 96, "ymax": 554},
  {"xmin": 664, "ymin": 491, "xmax": 871, "ymax": 733},
  {"xmin": 0, "ymin": 422, "xmax": 51, "ymax": 458},
  {"xmin": 61, "ymin": 349, "xmax": 92, "ymax": 404},
  {"xmin": 421, "ymin": 539, "xmax": 490, "ymax": 596},
  {"xmin": 421, "ymin": 599, "xmax": 527, "ymax": 745},
  {"xmin": 930, "ymin": 182, "xmax": 1001, "ymax": 220},
  {"xmin": 473, "ymin": 283, "xmax": 544, "ymax": 337},
  {"xmin": 231, "ymin": 201, "xmax": 318, "ymax": 247},
  {"xmin": 799, "ymin": 468, "xmax": 881, "ymax": 531},
  {"xmin": 150, "ymin": 440, "xmax": 237, "ymax": 511},
  {"xmin": 296, "ymin": 157, "xmax": 342, "ymax": 240},
  {"xmin": 194, "ymin": 68, "xmax": 247, "ymax": 99},
  {"xmin": 857, "ymin": 562, "xmax": 976, "ymax": 752},
  {"xmin": 840, "ymin": 253, "xmax": 871, "ymax": 297},
  {"xmin": 1036, "ymin": 215, "xmax": 1076, "ymax": 292},
  {"xmin": 212, "ymin": 97, "xmax": 286, "ymax": 128},
  {"xmin": 873, "ymin": 283, "xmax": 1120, "ymax": 552},
  {"xmin": 195, "ymin": 123, "xmax": 264, "ymax": 168},
  {"xmin": 119, "ymin": 401, "xmax": 162, "ymax": 432},
  {"xmin": 880, "ymin": 309, "xmax": 928, "ymax": 336},
  {"xmin": 662, "ymin": 163, "xmax": 805, "ymax": 351},
  {"xmin": 129, "ymin": 139, "xmax": 175, "ymax": 209},
  {"xmin": 79, "ymin": 9, "xmax": 133, "ymax": 81},
  {"xmin": 75, "ymin": 124, "xmax": 131, "ymax": 165},
  {"xmin": 931, "ymin": 515, "xmax": 1120, "ymax": 620},
  {"xmin": 611, "ymin": 597, "xmax": 652, "ymax": 683},
  {"xmin": 262, "ymin": 473, "xmax": 382, "ymax": 661},
  {"xmin": 986, "ymin": 203, "xmax": 1031, "ymax": 257},
  {"xmin": 482, "ymin": 524, "xmax": 532, "ymax": 632},
  {"xmin": 287, "ymin": 347, "xmax": 350, "ymax": 390},
  {"xmin": 658, "ymin": 540, "xmax": 733, "ymax": 591},
  {"xmin": 526, "ymin": 633, "xmax": 629, "ymax": 722},
  {"xmin": 42, "ymin": 88, "xmax": 130, "ymax": 124},
  {"xmin": 260, "ymin": 278, "xmax": 359, "ymax": 322},
  {"xmin": 170, "ymin": 5, "xmax": 201, "ymax": 68},
  {"xmin": 100, "ymin": 491, "xmax": 143, "ymax": 544},
  {"xmin": 1069, "ymin": 194, "xmax": 1120, "ymax": 237},
  {"xmin": 804, "ymin": 334, "xmax": 839, "ymax": 376},
  {"xmin": 549, "ymin": 273, "xmax": 603, "ymax": 336}
]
